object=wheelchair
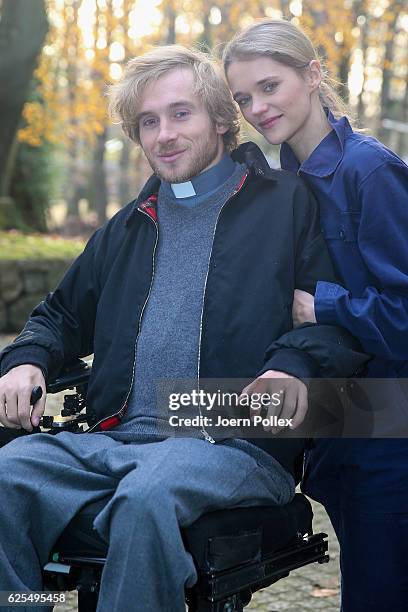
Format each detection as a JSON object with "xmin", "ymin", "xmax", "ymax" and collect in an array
[{"xmin": 0, "ymin": 360, "xmax": 329, "ymax": 612}]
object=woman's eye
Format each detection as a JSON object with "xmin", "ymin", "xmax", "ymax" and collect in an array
[
  {"xmin": 237, "ymin": 97, "xmax": 250, "ymax": 108},
  {"xmin": 175, "ymin": 110, "xmax": 190, "ymax": 119},
  {"xmin": 264, "ymin": 82, "xmax": 278, "ymax": 93}
]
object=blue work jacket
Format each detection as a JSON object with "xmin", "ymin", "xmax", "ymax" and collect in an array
[{"xmin": 281, "ymin": 112, "xmax": 408, "ymax": 379}]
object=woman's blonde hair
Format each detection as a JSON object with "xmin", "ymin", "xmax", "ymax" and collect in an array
[
  {"xmin": 109, "ymin": 44, "xmax": 240, "ymax": 151},
  {"xmin": 222, "ymin": 19, "xmax": 353, "ymax": 122}
]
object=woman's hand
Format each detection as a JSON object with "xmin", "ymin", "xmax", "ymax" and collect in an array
[{"xmin": 292, "ymin": 289, "xmax": 316, "ymax": 327}]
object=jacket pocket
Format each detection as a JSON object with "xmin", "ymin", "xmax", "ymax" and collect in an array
[{"xmin": 322, "ymin": 211, "xmax": 360, "ymax": 243}]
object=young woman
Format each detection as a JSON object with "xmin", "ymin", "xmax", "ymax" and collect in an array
[{"xmin": 223, "ymin": 19, "xmax": 408, "ymax": 612}]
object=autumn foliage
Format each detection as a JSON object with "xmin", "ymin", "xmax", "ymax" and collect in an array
[{"xmin": 19, "ymin": 0, "xmax": 408, "ymax": 149}]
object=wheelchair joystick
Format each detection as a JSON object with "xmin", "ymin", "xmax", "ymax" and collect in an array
[{"xmin": 30, "ymin": 386, "xmax": 43, "ymax": 405}]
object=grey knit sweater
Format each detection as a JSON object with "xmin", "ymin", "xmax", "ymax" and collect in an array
[{"xmin": 110, "ymin": 162, "xmax": 245, "ymax": 438}]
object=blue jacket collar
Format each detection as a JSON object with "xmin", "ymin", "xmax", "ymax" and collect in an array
[{"xmin": 280, "ymin": 110, "xmax": 353, "ymax": 177}]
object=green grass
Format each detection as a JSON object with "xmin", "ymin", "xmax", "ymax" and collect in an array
[{"xmin": 0, "ymin": 231, "xmax": 85, "ymax": 260}]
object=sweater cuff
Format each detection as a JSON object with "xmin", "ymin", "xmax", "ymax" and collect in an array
[
  {"xmin": 0, "ymin": 345, "xmax": 50, "ymax": 378},
  {"xmin": 259, "ymin": 348, "xmax": 320, "ymax": 379},
  {"xmin": 315, "ymin": 281, "xmax": 346, "ymax": 326}
]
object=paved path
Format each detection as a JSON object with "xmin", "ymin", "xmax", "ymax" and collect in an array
[{"xmin": 0, "ymin": 334, "xmax": 340, "ymax": 611}]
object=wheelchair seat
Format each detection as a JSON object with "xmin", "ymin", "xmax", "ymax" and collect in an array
[
  {"xmin": 46, "ymin": 492, "xmax": 328, "ymax": 611},
  {"xmin": 55, "ymin": 492, "xmax": 312, "ymax": 570}
]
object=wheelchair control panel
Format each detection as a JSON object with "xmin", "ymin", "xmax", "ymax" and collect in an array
[{"xmin": 30, "ymin": 359, "xmax": 92, "ymax": 434}]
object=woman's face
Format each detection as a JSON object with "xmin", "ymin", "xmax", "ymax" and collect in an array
[{"xmin": 226, "ymin": 56, "xmax": 317, "ymax": 147}]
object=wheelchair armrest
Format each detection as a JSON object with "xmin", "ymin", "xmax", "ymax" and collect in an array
[{"xmin": 46, "ymin": 359, "xmax": 92, "ymax": 394}]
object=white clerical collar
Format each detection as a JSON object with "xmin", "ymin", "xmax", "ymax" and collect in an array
[
  {"xmin": 169, "ymin": 154, "xmax": 236, "ymax": 199},
  {"xmin": 171, "ymin": 181, "xmax": 196, "ymax": 198}
]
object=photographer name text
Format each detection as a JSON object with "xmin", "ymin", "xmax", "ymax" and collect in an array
[{"xmin": 168, "ymin": 415, "xmax": 293, "ymax": 428}]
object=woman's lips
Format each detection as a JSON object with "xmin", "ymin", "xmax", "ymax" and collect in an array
[
  {"xmin": 158, "ymin": 150, "xmax": 186, "ymax": 163},
  {"xmin": 259, "ymin": 115, "xmax": 282, "ymax": 129}
]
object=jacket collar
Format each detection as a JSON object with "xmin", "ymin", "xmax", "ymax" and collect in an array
[
  {"xmin": 231, "ymin": 141, "xmax": 278, "ymax": 181},
  {"xmin": 280, "ymin": 110, "xmax": 353, "ymax": 178},
  {"xmin": 125, "ymin": 141, "xmax": 276, "ymax": 226},
  {"xmin": 125, "ymin": 175, "xmax": 160, "ymax": 226}
]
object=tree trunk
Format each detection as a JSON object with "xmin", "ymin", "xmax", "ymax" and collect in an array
[
  {"xmin": 279, "ymin": 0, "xmax": 291, "ymax": 19},
  {"xmin": 66, "ymin": 0, "xmax": 81, "ymax": 217},
  {"xmin": 379, "ymin": 3, "xmax": 400, "ymax": 144},
  {"xmin": 67, "ymin": 149, "xmax": 82, "ymax": 217},
  {"xmin": 357, "ymin": 29, "xmax": 368, "ymax": 121},
  {"xmin": 201, "ymin": 12, "xmax": 212, "ymax": 49},
  {"xmin": 396, "ymin": 78, "xmax": 408, "ymax": 157},
  {"xmin": 0, "ymin": 0, "xmax": 48, "ymax": 195},
  {"xmin": 119, "ymin": 139, "xmax": 131, "ymax": 206},
  {"xmin": 165, "ymin": 0, "xmax": 176, "ymax": 44},
  {"xmin": 339, "ymin": 52, "xmax": 350, "ymax": 105},
  {"xmin": 91, "ymin": 130, "xmax": 108, "ymax": 226}
]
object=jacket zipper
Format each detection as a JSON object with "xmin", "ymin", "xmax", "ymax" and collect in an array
[
  {"xmin": 197, "ymin": 172, "xmax": 249, "ymax": 443},
  {"xmin": 88, "ymin": 206, "xmax": 159, "ymax": 432}
]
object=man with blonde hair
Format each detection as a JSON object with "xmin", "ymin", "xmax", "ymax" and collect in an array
[{"xmin": 0, "ymin": 45, "xmax": 366, "ymax": 611}]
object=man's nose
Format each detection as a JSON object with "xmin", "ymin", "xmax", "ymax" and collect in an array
[{"xmin": 157, "ymin": 121, "xmax": 177, "ymax": 144}]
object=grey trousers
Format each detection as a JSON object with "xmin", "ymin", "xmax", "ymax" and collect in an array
[{"xmin": 0, "ymin": 431, "xmax": 294, "ymax": 612}]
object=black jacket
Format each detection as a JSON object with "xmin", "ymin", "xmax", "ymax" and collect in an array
[{"xmin": 0, "ymin": 143, "xmax": 368, "ymax": 476}]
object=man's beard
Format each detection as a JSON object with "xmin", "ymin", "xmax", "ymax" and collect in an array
[{"xmin": 146, "ymin": 134, "xmax": 220, "ymax": 183}]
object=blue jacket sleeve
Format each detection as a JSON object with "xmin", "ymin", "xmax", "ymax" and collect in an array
[{"xmin": 315, "ymin": 161, "xmax": 408, "ymax": 360}]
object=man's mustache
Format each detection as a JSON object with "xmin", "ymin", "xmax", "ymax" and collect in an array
[{"xmin": 156, "ymin": 146, "xmax": 187, "ymax": 155}]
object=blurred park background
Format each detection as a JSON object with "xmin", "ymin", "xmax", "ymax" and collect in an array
[{"xmin": 0, "ymin": 0, "xmax": 407, "ymax": 331}]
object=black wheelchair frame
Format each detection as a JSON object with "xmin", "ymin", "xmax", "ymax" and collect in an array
[{"xmin": 2, "ymin": 360, "xmax": 329, "ymax": 612}]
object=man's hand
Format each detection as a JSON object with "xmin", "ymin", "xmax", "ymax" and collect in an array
[
  {"xmin": 0, "ymin": 365, "xmax": 46, "ymax": 431},
  {"xmin": 240, "ymin": 370, "xmax": 308, "ymax": 433},
  {"xmin": 292, "ymin": 289, "xmax": 316, "ymax": 328}
]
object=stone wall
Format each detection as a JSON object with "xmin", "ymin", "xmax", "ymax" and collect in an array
[{"xmin": 0, "ymin": 259, "xmax": 73, "ymax": 333}]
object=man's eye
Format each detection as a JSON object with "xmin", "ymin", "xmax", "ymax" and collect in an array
[
  {"xmin": 264, "ymin": 82, "xmax": 278, "ymax": 93},
  {"xmin": 142, "ymin": 117, "xmax": 157, "ymax": 128},
  {"xmin": 236, "ymin": 97, "xmax": 250, "ymax": 108}
]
